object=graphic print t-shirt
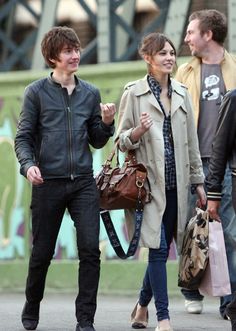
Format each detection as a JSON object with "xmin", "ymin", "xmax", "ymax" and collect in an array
[{"xmin": 198, "ymin": 63, "xmax": 226, "ymax": 158}]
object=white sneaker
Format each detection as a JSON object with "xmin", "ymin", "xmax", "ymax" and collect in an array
[{"xmin": 185, "ymin": 300, "xmax": 203, "ymax": 314}]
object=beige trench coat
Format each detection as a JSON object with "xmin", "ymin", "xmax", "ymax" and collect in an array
[{"xmin": 116, "ymin": 75, "xmax": 204, "ymax": 253}]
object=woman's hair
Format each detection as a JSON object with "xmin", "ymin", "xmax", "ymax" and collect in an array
[
  {"xmin": 138, "ymin": 32, "xmax": 176, "ymax": 58},
  {"xmin": 189, "ymin": 9, "xmax": 227, "ymax": 45},
  {"xmin": 41, "ymin": 26, "xmax": 81, "ymax": 68}
]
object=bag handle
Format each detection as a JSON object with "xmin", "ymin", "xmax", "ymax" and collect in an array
[
  {"xmin": 104, "ymin": 139, "xmax": 121, "ymax": 166},
  {"xmin": 104, "ymin": 139, "xmax": 138, "ymax": 167}
]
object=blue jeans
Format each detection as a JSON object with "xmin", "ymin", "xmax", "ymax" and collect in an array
[
  {"xmin": 138, "ymin": 189, "xmax": 177, "ymax": 321},
  {"xmin": 25, "ymin": 176, "xmax": 100, "ymax": 325},
  {"xmin": 182, "ymin": 160, "xmax": 236, "ymax": 314}
]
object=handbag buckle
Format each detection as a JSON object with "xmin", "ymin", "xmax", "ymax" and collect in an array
[
  {"xmin": 136, "ymin": 170, "xmax": 145, "ymax": 188},
  {"xmin": 136, "ymin": 179, "xmax": 144, "ymax": 188}
]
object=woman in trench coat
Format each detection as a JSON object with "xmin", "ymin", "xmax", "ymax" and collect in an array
[{"xmin": 116, "ymin": 33, "xmax": 206, "ymax": 331}]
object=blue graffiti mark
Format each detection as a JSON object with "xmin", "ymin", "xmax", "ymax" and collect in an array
[
  {"xmin": 0, "ymin": 117, "xmax": 12, "ymax": 136},
  {"xmin": 0, "ymin": 206, "xmax": 24, "ymax": 259}
]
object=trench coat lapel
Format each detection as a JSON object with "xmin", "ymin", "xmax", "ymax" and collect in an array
[
  {"xmin": 134, "ymin": 75, "xmax": 163, "ymax": 115},
  {"xmin": 170, "ymin": 80, "xmax": 187, "ymax": 116},
  {"xmin": 147, "ymin": 92, "xmax": 163, "ymax": 114}
]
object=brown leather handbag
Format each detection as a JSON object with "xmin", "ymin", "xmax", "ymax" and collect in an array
[{"xmin": 95, "ymin": 141, "xmax": 152, "ymax": 210}]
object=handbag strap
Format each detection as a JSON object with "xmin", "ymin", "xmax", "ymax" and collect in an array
[
  {"xmin": 104, "ymin": 140, "xmax": 120, "ymax": 166},
  {"xmin": 100, "ymin": 199, "xmax": 144, "ymax": 259}
]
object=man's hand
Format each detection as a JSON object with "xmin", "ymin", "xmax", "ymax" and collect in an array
[
  {"xmin": 100, "ymin": 102, "xmax": 116, "ymax": 125},
  {"xmin": 207, "ymin": 200, "xmax": 221, "ymax": 222},
  {"xmin": 27, "ymin": 166, "xmax": 44, "ymax": 185}
]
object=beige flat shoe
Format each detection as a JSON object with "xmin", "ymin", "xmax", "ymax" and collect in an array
[{"xmin": 131, "ymin": 301, "xmax": 148, "ymax": 329}]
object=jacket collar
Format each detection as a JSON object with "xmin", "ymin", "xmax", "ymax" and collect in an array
[
  {"xmin": 47, "ymin": 73, "xmax": 79, "ymax": 88},
  {"xmin": 182, "ymin": 49, "xmax": 231, "ymax": 71}
]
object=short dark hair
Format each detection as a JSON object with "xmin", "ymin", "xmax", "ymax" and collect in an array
[
  {"xmin": 138, "ymin": 32, "xmax": 176, "ymax": 58},
  {"xmin": 189, "ymin": 9, "xmax": 227, "ymax": 45},
  {"xmin": 41, "ymin": 26, "xmax": 81, "ymax": 68}
]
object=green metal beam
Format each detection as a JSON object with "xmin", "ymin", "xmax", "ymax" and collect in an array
[
  {"xmin": 115, "ymin": 0, "xmax": 136, "ymax": 59},
  {"xmin": 164, "ymin": 0, "xmax": 192, "ymax": 53},
  {"xmin": 31, "ymin": 0, "xmax": 59, "ymax": 70},
  {"xmin": 228, "ymin": 0, "xmax": 236, "ymax": 53},
  {"xmin": 97, "ymin": 0, "xmax": 111, "ymax": 63}
]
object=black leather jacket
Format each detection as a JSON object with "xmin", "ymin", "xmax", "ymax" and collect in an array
[
  {"xmin": 15, "ymin": 74, "xmax": 115, "ymax": 179},
  {"xmin": 206, "ymin": 89, "xmax": 236, "ymax": 200}
]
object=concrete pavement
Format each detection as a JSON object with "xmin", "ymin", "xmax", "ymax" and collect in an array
[{"xmin": 0, "ymin": 292, "xmax": 231, "ymax": 331}]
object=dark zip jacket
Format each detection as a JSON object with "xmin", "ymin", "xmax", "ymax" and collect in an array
[
  {"xmin": 14, "ymin": 74, "xmax": 115, "ymax": 180},
  {"xmin": 206, "ymin": 89, "xmax": 236, "ymax": 200}
]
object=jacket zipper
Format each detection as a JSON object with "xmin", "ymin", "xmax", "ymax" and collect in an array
[
  {"xmin": 67, "ymin": 106, "xmax": 74, "ymax": 180},
  {"xmin": 62, "ymin": 87, "xmax": 74, "ymax": 180}
]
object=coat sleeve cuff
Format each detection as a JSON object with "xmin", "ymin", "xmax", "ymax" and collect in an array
[{"xmin": 119, "ymin": 128, "xmax": 140, "ymax": 151}]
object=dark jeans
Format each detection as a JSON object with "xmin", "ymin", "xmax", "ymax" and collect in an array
[
  {"xmin": 182, "ymin": 161, "xmax": 236, "ymax": 315},
  {"xmin": 25, "ymin": 176, "xmax": 100, "ymax": 325},
  {"xmin": 139, "ymin": 189, "xmax": 177, "ymax": 321}
]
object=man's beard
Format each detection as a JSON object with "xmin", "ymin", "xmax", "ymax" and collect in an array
[{"xmin": 191, "ymin": 49, "xmax": 200, "ymax": 57}]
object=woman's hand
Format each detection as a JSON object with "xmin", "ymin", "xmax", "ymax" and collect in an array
[
  {"xmin": 130, "ymin": 112, "xmax": 153, "ymax": 142},
  {"xmin": 140, "ymin": 112, "xmax": 153, "ymax": 131},
  {"xmin": 195, "ymin": 184, "xmax": 207, "ymax": 209}
]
